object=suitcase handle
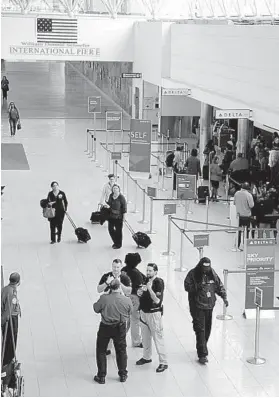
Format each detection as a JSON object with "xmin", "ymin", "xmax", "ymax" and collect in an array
[
  {"xmin": 124, "ymin": 220, "xmax": 135, "ymax": 235},
  {"xmin": 65, "ymin": 212, "xmax": 77, "ymax": 229}
]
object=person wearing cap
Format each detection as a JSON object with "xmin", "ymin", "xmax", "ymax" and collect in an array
[
  {"xmin": 93, "ymin": 278, "xmax": 133, "ymax": 384},
  {"xmin": 184, "ymin": 258, "xmax": 228, "ymax": 364},
  {"xmin": 121, "ymin": 253, "xmax": 145, "ymax": 347},
  {"xmin": 234, "ymin": 182, "xmax": 254, "ymax": 250},
  {"xmin": 1, "ymin": 273, "xmax": 21, "ymax": 366},
  {"xmin": 136, "ymin": 263, "xmax": 168, "ymax": 373},
  {"xmin": 100, "ymin": 174, "xmax": 115, "ymax": 206}
]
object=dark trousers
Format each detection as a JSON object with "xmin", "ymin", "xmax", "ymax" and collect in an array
[
  {"xmin": 2, "ymin": 89, "xmax": 7, "ymax": 101},
  {"xmin": 9, "ymin": 119, "xmax": 17, "ymax": 136},
  {"xmin": 1, "ymin": 316, "xmax": 18, "ymax": 366},
  {"xmin": 238, "ymin": 216, "xmax": 251, "ymax": 248},
  {"xmin": 108, "ymin": 219, "xmax": 123, "ymax": 247},
  {"xmin": 96, "ymin": 322, "xmax": 127, "ymax": 378},
  {"xmin": 190, "ymin": 305, "xmax": 212, "ymax": 358},
  {"xmin": 49, "ymin": 217, "xmax": 64, "ymax": 242}
]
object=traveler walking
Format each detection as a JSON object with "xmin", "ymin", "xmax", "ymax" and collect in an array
[
  {"xmin": 136, "ymin": 263, "xmax": 168, "ymax": 373},
  {"xmin": 1, "ymin": 273, "xmax": 21, "ymax": 366},
  {"xmin": 106, "ymin": 184, "xmax": 127, "ymax": 249},
  {"xmin": 8, "ymin": 102, "xmax": 20, "ymax": 137},
  {"xmin": 234, "ymin": 182, "xmax": 254, "ymax": 250},
  {"xmin": 46, "ymin": 181, "xmax": 68, "ymax": 244},
  {"xmin": 184, "ymin": 257, "xmax": 228, "ymax": 364},
  {"xmin": 1, "ymin": 76, "xmax": 9, "ymax": 103},
  {"xmin": 122, "ymin": 253, "xmax": 145, "ymax": 347},
  {"xmin": 210, "ymin": 156, "xmax": 222, "ymax": 201},
  {"xmin": 100, "ymin": 174, "xmax": 116, "ymax": 206},
  {"xmin": 93, "ymin": 279, "xmax": 133, "ymax": 384}
]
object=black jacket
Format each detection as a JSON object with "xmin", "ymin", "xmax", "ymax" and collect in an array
[
  {"xmin": 121, "ymin": 266, "xmax": 145, "ymax": 295},
  {"xmin": 184, "ymin": 267, "xmax": 226, "ymax": 310},
  {"xmin": 47, "ymin": 190, "xmax": 68, "ymax": 219}
]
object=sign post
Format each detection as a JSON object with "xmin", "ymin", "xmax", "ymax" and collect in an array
[
  {"xmin": 193, "ymin": 234, "xmax": 209, "ymax": 259},
  {"xmin": 88, "ymin": 96, "xmax": 101, "ymax": 164},
  {"xmin": 129, "ymin": 119, "xmax": 152, "ymax": 179},
  {"xmin": 106, "ymin": 111, "xmax": 123, "ymax": 152},
  {"xmin": 246, "ymin": 287, "xmax": 266, "ymax": 365},
  {"xmin": 245, "ymin": 238, "xmax": 276, "ymax": 319}
]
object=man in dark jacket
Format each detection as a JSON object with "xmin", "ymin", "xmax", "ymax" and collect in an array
[
  {"xmin": 122, "ymin": 253, "xmax": 145, "ymax": 347},
  {"xmin": 184, "ymin": 257, "xmax": 228, "ymax": 364}
]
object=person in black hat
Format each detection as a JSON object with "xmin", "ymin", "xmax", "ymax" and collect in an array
[
  {"xmin": 184, "ymin": 258, "xmax": 228, "ymax": 364},
  {"xmin": 122, "ymin": 253, "xmax": 145, "ymax": 347},
  {"xmin": 93, "ymin": 278, "xmax": 133, "ymax": 384},
  {"xmin": 1, "ymin": 273, "xmax": 21, "ymax": 366}
]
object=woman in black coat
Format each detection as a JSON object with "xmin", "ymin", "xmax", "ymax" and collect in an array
[{"xmin": 47, "ymin": 181, "xmax": 68, "ymax": 244}]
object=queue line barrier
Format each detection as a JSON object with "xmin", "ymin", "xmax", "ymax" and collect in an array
[{"xmin": 216, "ymin": 268, "xmax": 279, "ymax": 366}]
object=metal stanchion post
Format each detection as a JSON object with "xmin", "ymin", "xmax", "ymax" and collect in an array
[
  {"xmin": 108, "ymin": 152, "xmax": 111, "ymax": 174},
  {"xmin": 131, "ymin": 181, "xmax": 139, "ymax": 214},
  {"xmin": 247, "ymin": 306, "xmax": 266, "ymax": 365},
  {"xmin": 206, "ymin": 196, "xmax": 209, "ymax": 230},
  {"xmin": 146, "ymin": 197, "xmax": 156, "ymax": 234},
  {"xmin": 162, "ymin": 215, "xmax": 175, "ymax": 256},
  {"xmin": 115, "ymin": 160, "xmax": 118, "ymax": 180},
  {"xmin": 198, "ymin": 247, "xmax": 204, "ymax": 259},
  {"xmin": 126, "ymin": 173, "xmax": 132, "ymax": 204},
  {"xmin": 216, "ymin": 269, "xmax": 233, "ymax": 320},
  {"xmin": 121, "ymin": 130, "xmax": 124, "ymax": 153},
  {"xmin": 161, "ymin": 164, "xmax": 166, "ymax": 191},
  {"xmin": 174, "ymin": 229, "xmax": 187, "ymax": 272},
  {"xmin": 1, "ymin": 265, "xmax": 4, "ymax": 289},
  {"xmin": 242, "ymin": 227, "xmax": 248, "ymax": 269},
  {"xmin": 89, "ymin": 134, "xmax": 94, "ymax": 158},
  {"xmin": 91, "ymin": 137, "xmax": 97, "ymax": 162},
  {"xmin": 122, "ymin": 167, "xmax": 125, "ymax": 194},
  {"xmin": 138, "ymin": 189, "xmax": 149, "ymax": 224},
  {"xmin": 113, "ymin": 131, "xmax": 116, "ymax": 152},
  {"xmin": 85, "ymin": 129, "xmax": 89, "ymax": 153}
]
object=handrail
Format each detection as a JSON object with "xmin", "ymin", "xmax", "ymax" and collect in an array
[{"xmin": 171, "ymin": 216, "xmax": 239, "ymax": 229}]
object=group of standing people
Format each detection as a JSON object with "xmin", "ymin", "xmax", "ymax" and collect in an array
[{"xmin": 92, "ymin": 254, "xmax": 228, "ymax": 383}]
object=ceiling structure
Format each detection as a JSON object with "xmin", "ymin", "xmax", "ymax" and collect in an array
[{"xmin": 1, "ymin": 0, "xmax": 279, "ymax": 21}]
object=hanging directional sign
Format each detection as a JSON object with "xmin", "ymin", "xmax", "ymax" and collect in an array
[
  {"xmin": 215, "ymin": 109, "xmax": 252, "ymax": 119},
  {"xmin": 88, "ymin": 96, "xmax": 101, "ymax": 113},
  {"xmin": 106, "ymin": 111, "xmax": 122, "ymax": 131},
  {"xmin": 122, "ymin": 73, "xmax": 142, "ymax": 79},
  {"xmin": 162, "ymin": 88, "xmax": 191, "ymax": 96}
]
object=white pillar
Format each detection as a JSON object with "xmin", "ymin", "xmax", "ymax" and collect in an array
[
  {"xmin": 237, "ymin": 119, "xmax": 253, "ymax": 158},
  {"xmin": 199, "ymin": 103, "xmax": 213, "ymax": 167}
]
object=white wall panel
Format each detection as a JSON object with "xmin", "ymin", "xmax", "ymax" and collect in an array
[{"xmin": 170, "ymin": 24, "xmax": 279, "ymax": 129}]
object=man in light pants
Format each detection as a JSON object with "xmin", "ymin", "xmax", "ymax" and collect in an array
[{"xmin": 136, "ymin": 263, "xmax": 168, "ymax": 373}]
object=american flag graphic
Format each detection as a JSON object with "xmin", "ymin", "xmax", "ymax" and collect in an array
[{"xmin": 36, "ymin": 18, "xmax": 78, "ymax": 44}]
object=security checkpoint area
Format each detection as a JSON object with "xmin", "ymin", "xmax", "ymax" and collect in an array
[{"xmin": 1, "ymin": 0, "xmax": 279, "ymax": 397}]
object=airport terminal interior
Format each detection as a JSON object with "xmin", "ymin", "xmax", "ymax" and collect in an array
[{"xmin": 1, "ymin": 1, "xmax": 279, "ymax": 397}]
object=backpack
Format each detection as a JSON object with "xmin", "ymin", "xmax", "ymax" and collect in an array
[{"xmin": 166, "ymin": 152, "xmax": 175, "ymax": 167}]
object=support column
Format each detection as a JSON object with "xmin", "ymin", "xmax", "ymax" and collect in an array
[
  {"xmin": 237, "ymin": 119, "xmax": 253, "ymax": 158},
  {"xmin": 199, "ymin": 103, "xmax": 213, "ymax": 168}
]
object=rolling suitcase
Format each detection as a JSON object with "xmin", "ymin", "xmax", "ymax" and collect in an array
[
  {"xmin": 197, "ymin": 186, "xmax": 209, "ymax": 204},
  {"xmin": 66, "ymin": 212, "xmax": 91, "ymax": 243},
  {"xmin": 90, "ymin": 205, "xmax": 110, "ymax": 225},
  {"xmin": 124, "ymin": 221, "xmax": 151, "ymax": 249}
]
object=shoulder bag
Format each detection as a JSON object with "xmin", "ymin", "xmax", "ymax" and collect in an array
[{"xmin": 43, "ymin": 206, "xmax": 56, "ymax": 219}]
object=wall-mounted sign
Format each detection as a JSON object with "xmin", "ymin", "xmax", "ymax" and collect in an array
[
  {"xmin": 106, "ymin": 111, "xmax": 122, "ymax": 131},
  {"xmin": 129, "ymin": 119, "xmax": 152, "ymax": 175},
  {"xmin": 9, "ymin": 44, "xmax": 100, "ymax": 58},
  {"xmin": 122, "ymin": 73, "xmax": 142, "ymax": 79},
  {"xmin": 215, "ymin": 109, "xmax": 252, "ymax": 119},
  {"xmin": 162, "ymin": 88, "xmax": 191, "ymax": 96},
  {"xmin": 111, "ymin": 152, "xmax": 122, "ymax": 160},
  {"xmin": 147, "ymin": 186, "xmax": 157, "ymax": 198},
  {"xmin": 164, "ymin": 203, "xmax": 177, "ymax": 215},
  {"xmin": 193, "ymin": 234, "xmax": 209, "ymax": 248},
  {"xmin": 88, "ymin": 96, "xmax": 101, "ymax": 113},
  {"xmin": 143, "ymin": 97, "xmax": 155, "ymax": 110},
  {"xmin": 245, "ymin": 239, "xmax": 275, "ymax": 310}
]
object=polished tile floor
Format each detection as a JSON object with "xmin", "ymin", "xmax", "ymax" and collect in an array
[{"xmin": 1, "ymin": 61, "xmax": 279, "ymax": 397}]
